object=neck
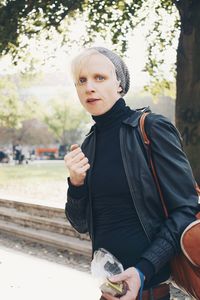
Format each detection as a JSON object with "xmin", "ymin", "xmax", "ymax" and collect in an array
[{"xmin": 92, "ymin": 98, "xmax": 131, "ymax": 131}]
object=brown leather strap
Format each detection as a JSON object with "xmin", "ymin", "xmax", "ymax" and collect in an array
[
  {"xmin": 139, "ymin": 112, "xmax": 150, "ymax": 145},
  {"xmin": 136, "ymin": 284, "xmax": 170, "ymax": 300},
  {"xmin": 195, "ymin": 183, "xmax": 200, "ymax": 196},
  {"xmin": 139, "ymin": 112, "xmax": 169, "ymax": 218},
  {"xmin": 140, "ymin": 112, "xmax": 200, "ymax": 217}
]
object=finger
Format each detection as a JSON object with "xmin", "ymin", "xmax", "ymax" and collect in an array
[
  {"xmin": 70, "ymin": 158, "xmax": 89, "ymax": 171},
  {"xmin": 109, "ymin": 273, "xmax": 129, "ymax": 283},
  {"xmin": 71, "ymin": 152, "xmax": 86, "ymax": 163},
  {"xmin": 74, "ymin": 163, "xmax": 90, "ymax": 174},
  {"xmin": 120, "ymin": 290, "xmax": 137, "ymax": 300},
  {"xmin": 70, "ymin": 147, "xmax": 82, "ymax": 158},
  {"xmin": 64, "ymin": 149, "xmax": 82, "ymax": 163},
  {"xmin": 74, "ymin": 157, "xmax": 89, "ymax": 168},
  {"xmin": 69, "ymin": 145, "xmax": 82, "ymax": 158},
  {"xmin": 70, "ymin": 144, "xmax": 79, "ymax": 151},
  {"xmin": 101, "ymin": 293, "xmax": 118, "ymax": 300},
  {"xmin": 80, "ymin": 163, "xmax": 90, "ymax": 172}
]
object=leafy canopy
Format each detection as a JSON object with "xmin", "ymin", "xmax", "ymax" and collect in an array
[
  {"xmin": 0, "ymin": 1, "xmax": 178, "ymax": 55},
  {"xmin": 0, "ymin": 1, "xmax": 180, "ymax": 88}
]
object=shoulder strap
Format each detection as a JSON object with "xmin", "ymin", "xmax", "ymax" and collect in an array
[
  {"xmin": 139, "ymin": 112, "xmax": 150, "ymax": 145},
  {"xmin": 196, "ymin": 184, "xmax": 200, "ymax": 196},
  {"xmin": 139, "ymin": 112, "xmax": 169, "ymax": 218},
  {"xmin": 140, "ymin": 113, "xmax": 200, "ymax": 214}
]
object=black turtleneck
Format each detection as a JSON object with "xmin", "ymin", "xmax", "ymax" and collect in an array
[
  {"xmin": 92, "ymin": 97, "xmax": 132, "ymax": 131},
  {"xmin": 91, "ymin": 99, "xmax": 153, "ymax": 278},
  {"xmin": 68, "ymin": 98, "xmax": 169, "ymax": 288}
]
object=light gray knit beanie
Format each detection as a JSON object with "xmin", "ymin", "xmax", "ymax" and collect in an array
[{"xmin": 92, "ymin": 47, "xmax": 130, "ymax": 96}]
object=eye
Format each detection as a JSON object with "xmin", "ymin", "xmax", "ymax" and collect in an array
[
  {"xmin": 96, "ymin": 75, "xmax": 105, "ymax": 81},
  {"xmin": 78, "ymin": 77, "xmax": 87, "ymax": 85}
]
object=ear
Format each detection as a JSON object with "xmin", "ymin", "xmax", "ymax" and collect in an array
[
  {"xmin": 118, "ymin": 85, "xmax": 123, "ymax": 93},
  {"xmin": 117, "ymin": 79, "xmax": 123, "ymax": 93}
]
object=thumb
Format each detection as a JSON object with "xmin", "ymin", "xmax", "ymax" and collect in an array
[
  {"xmin": 70, "ymin": 144, "xmax": 79, "ymax": 151},
  {"xmin": 108, "ymin": 272, "xmax": 127, "ymax": 283}
]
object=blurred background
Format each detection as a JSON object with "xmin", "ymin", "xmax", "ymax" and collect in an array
[
  {"xmin": 0, "ymin": 2, "xmax": 198, "ymax": 298},
  {"xmin": 0, "ymin": 1, "xmax": 181, "ymax": 205}
]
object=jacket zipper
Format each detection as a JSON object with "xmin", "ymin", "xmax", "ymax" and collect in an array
[{"xmin": 119, "ymin": 127, "xmax": 151, "ymax": 243}]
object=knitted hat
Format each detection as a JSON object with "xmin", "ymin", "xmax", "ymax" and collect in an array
[{"xmin": 92, "ymin": 47, "xmax": 130, "ymax": 96}]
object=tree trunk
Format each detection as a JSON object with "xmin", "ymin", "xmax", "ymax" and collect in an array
[{"xmin": 176, "ymin": 0, "xmax": 200, "ymax": 185}]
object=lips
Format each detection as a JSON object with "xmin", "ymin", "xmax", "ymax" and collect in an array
[{"xmin": 86, "ymin": 98, "xmax": 100, "ymax": 103}]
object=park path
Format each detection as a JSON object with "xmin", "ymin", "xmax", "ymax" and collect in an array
[
  {"xmin": 0, "ymin": 244, "xmax": 100, "ymax": 300},
  {"xmin": 0, "ymin": 192, "xmax": 65, "ymax": 209}
]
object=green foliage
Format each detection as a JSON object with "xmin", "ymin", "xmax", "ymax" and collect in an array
[
  {"xmin": 0, "ymin": 1, "xmax": 180, "ymax": 95},
  {"xmin": 85, "ymin": 0, "xmax": 146, "ymax": 52},
  {"xmin": 0, "ymin": 0, "xmax": 176, "ymax": 57},
  {"xmin": 144, "ymin": 3, "xmax": 179, "ymax": 79},
  {"xmin": 0, "ymin": 75, "xmax": 41, "ymax": 129},
  {"xmin": 43, "ymin": 98, "xmax": 90, "ymax": 145},
  {"xmin": 0, "ymin": 76, "xmax": 22, "ymax": 128},
  {"xmin": 144, "ymin": 79, "xmax": 176, "ymax": 102},
  {"xmin": 0, "ymin": 0, "xmax": 83, "ymax": 57},
  {"xmin": 18, "ymin": 72, "xmax": 44, "ymax": 88}
]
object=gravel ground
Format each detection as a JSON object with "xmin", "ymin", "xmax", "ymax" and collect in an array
[{"xmin": 0, "ymin": 233, "xmax": 191, "ymax": 300}]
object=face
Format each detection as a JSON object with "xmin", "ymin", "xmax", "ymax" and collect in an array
[{"xmin": 75, "ymin": 54, "xmax": 122, "ymax": 116}]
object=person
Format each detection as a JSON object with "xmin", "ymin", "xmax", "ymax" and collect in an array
[
  {"xmin": 13, "ymin": 142, "xmax": 22, "ymax": 164},
  {"xmin": 0, "ymin": 148, "xmax": 9, "ymax": 163},
  {"xmin": 64, "ymin": 47, "xmax": 199, "ymax": 300}
]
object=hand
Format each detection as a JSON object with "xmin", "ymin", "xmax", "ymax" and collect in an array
[
  {"xmin": 102, "ymin": 267, "xmax": 142, "ymax": 300},
  {"xmin": 64, "ymin": 144, "xmax": 90, "ymax": 186}
]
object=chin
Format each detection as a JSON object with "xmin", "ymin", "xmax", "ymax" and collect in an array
[
  {"xmin": 90, "ymin": 112, "xmax": 102, "ymax": 116},
  {"xmin": 91, "ymin": 110, "xmax": 107, "ymax": 116}
]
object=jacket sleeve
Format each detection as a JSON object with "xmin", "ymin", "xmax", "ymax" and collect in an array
[
  {"xmin": 141, "ymin": 114, "xmax": 199, "ymax": 273},
  {"xmin": 65, "ymin": 178, "xmax": 89, "ymax": 234}
]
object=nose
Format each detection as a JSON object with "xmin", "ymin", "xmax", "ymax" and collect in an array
[{"xmin": 85, "ymin": 80, "xmax": 95, "ymax": 93}]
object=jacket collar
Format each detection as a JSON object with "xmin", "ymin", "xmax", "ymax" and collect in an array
[
  {"xmin": 85, "ymin": 106, "xmax": 151, "ymax": 136},
  {"xmin": 122, "ymin": 106, "xmax": 151, "ymax": 127},
  {"xmin": 85, "ymin": 124, "xmax": 96, "ymax": 137}
]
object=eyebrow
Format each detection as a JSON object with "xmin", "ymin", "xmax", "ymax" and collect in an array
[
  {"xmin": 94, "ymin": 73, "xmax": 107, "ymax": 77},
  {"xmin": 79, "ymin": 72, "xmax": 108, "ymax": 78}
]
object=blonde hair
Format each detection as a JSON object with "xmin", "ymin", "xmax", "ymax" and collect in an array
[{"xmin": 71, "ymin": 48, "xmax": 116, "ymax": 85}]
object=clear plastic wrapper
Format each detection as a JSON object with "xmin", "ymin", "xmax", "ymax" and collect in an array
[{"xmin": 91, "ymin": 248, "xmax": 128, "ymax": 297}]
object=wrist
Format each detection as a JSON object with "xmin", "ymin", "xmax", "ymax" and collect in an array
[
  {"xmin": 135, "ymin": 268, "xmax": 145, "ymax": 300},
  {"xmin": 69, "ymin": 177, "xmax": 84, "ymax": 187},
  {"xmin": 135, "ymin": 259, "xmax": 155, "ymax": 283},
  {"xmin": 67, "ymin": 177, "xmax": 87, "ymax": 199},
  {"xmin": 135, "ymin": 268, "xmax": 145, "ymax": 282}
]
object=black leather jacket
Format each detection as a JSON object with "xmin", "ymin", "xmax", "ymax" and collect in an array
[{"xmin": 65, "ymin": 108, "xmax": 199, "ymax": 273}]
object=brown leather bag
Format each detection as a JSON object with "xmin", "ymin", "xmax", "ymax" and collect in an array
[{"xmin": 140, "ymin": 112, "xmax": 200, "ymax": 299}]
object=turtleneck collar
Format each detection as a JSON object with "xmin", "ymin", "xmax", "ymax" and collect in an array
[{"xmin": 92, "ymin": 98, "xmax": 131, "ymax": 131}]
